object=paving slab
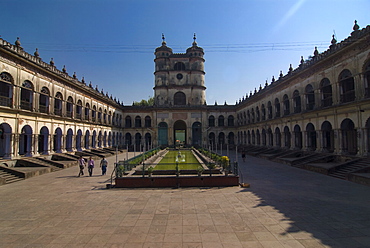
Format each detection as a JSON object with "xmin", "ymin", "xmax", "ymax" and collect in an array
[{"xmin": 0, "ymin": 151, "xmax": 369, "ymax": 247}]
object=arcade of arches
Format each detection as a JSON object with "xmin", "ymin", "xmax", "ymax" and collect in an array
[{"xmin": 1, "ymin": 22, "xmax": 370, "ymax": 160}]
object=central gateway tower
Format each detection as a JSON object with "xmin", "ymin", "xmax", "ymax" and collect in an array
[
  {"xmin": 153, "ymin": 34, "xmax": 206, "ymax": 107},
  {"xmin": 153, "ymin": 35, "xmax": 206, "ymax": 146}
]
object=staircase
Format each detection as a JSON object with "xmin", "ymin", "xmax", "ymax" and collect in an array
[
  {"xmin": 0, "ymin": 167, "xmax": 24, "ymax": 184},
  {"xmin": 329, "ymin": 158, "xmax": 370, "ymax": 179},
  {"xmin": 19, "ymin": 157, "xmax": 63, "ymax": 172},
  {"xmin": 293, "ymin": 154, "xmax": 334, "ymax": 168}
]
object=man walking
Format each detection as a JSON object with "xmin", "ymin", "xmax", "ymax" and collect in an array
[
  {"xmin": 87, "ymin": 156, "xmax": 95, "ymax": 177},
  {"xmin": 78, "ymin": 156, "xmax": 85, "ymax": 177},
  {"xmin": 100, "ymin": 156, "xmax": 108, "ymax": 175}
]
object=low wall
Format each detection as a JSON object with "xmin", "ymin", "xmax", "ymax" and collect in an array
[
  {"xmin": 347, "ymin": 173, "xmax": 370, "ymax": 186},
  {"xmin": 115, "ymin": 175, "xmax": 239, "ymax": 188}
]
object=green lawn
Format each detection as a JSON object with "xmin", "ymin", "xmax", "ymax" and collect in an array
[{"xmin": 154, "ymin": 150, "xmax": 201, "ymax": 170}]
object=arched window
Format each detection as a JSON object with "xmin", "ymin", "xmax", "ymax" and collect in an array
[
  {"xmin": 20, "ymin": 80, "xmax": 33, "ymax": 111},
  {"xmin": 103, "ymin": 110, "xmax": 107, "ymax": 124},
  {"xmin": 174, "ymin": 62, "xmax": 185, "ymax": 71},
  {"xmin": 283, "ymin": 94, "xmax": 290, "ymax": 116},
  {"xmin": 54, "ymin": 92, "xmax": 63, "ymax": 116},
  {"xmin": 275, "ymin": 127, "xmax": 281, "ymax": 147},
  {"xmin": 256, "ymin": 107, "xmax": 260, "ymax": 122},
  {"xmin": 247, "ymin": 110, "xmax": 251, "ymax": 124},
  {"xmin": 320, "ymin": 78, "xmax": 332, "ymax": 107},
  {"xmin": 0, "ymin": 72, "xmax": 13, "ymax": 107},
  {"xmin": 145, "ymin": 116, "xmax": 151, "ymax": 127},
  {"xmin": 92, "ymin": 105, "xmax": 96, "ymax": 122},
  {"xmin": 98, "ymin": 107, "xmax": 102, "ymax": 123},
  {"xmin": 174, "ymin": 91, "xmax": 186, "ymax": 105},
  {"xmin": 251, "ymin": 108, "xmax": 255, "ymax": 123},
  {"xmin": 322, "ymin": 121, "xmax": 334, "ymax": 153},
  {"xmin": 261, "ymin": 104, "xmax": 266, "ymax": 121},
  {"xmin": 267, "ymin": 128, "xmax": 273, "ymax": 146},
  {"xmin": 39, "ymin": 87, "xmax": 49, "ymax": 114},
  {"xmin": 218, "ymin": 132, "xmax": 225, "ymax": 146},
  {"xmin": 341, "ymin": 118, "xmax": 357, "ymax": 155},
  {"xmin": 339, "ymin": 69, "xmax": 355, "ymax": 103},
  {"xmin": 293, "ymin": 90, "xmax": 301, "ymax": 113},
  {"xmin": 306, "ymin": 123, "xmax": 316, "ymax": 151},
  {"xmin": 267, "ymin": 101, "xmax": 272, "ymax": 119},
  {"xmin": 208, "ymin": 115, "xmax": 215, "ymax": 127},
  {"xmin": 66, "ymin": 96, "xmax": 73, "ymax": 118},
  {"xmin": 85, "ymin": 103, "xmax": 90, "ymax": 120},
  {"xmin": 135, "ymin": 116, "xmax": 142, "ymax": 128},
  {"xmin": 218, "ymin": 115, "xmax": 224, "ymax": 127},
  {"xmin": 125, "ymin": 133, "xmax": 132, "ymax": 146},
  {"xmin": 227, "ymin": 115, "xmax": 234, "ymax": 126},
  {"xmin": 294, "ymin": 125, "xmax": 302, "ymax": 149},
  {"xmin": 209, "ymin": 132, "xmax": 216, "ymax": 146},
  {"xmin": 256, "ymin": 130, "xmax": 260, "ymax": 145},
  {"xmin": 125, "ymin": 116, "xmax": 132, "ymax": 128},
  {"xmin": 284, "ymin": 126, "xmax": 291, "ymax": 148},
  {"xmin": 261, "ymin": 129, "xmax": 266, "ymax": 146},
  {"xmin": 364, "ymin": 61, "xmax": 370, "ymax": 98},
  {"xmin": 305, "ymin": 84, "xmax": 315, "ymax": 110},
  {"xmin": 275, "ymin": 98, "xmax": 280, "ymax": 118},
  {"xmin": 76, "ymin": 101, "xmax": 83, "ymax": 119}
]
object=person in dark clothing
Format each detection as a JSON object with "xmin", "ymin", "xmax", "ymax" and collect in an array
[
  {"xmin": 100, "ymin": 156, "xmax": 108, "ymax": 175},
  {"xmin": 241, "ymin": 151, "xmax": 246, "ymax": 162},
  {"xmin": 87, "ymin": 156, "xmax": 95, "ymax": 177}
]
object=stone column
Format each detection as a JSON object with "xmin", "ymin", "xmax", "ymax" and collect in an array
[
  {"xmin": 13, "ymin": 134, "xmax": 19, "ymax": 159},
  {"xmin": 302, "ymin": 131, "xmax": 308, "ymax": 151},
  {"xmin": 335, "ymin": 129, "xmax": 343, "ymax": 154},
  {"xmin": 316, "ymin": 130, "xmax": 323, "ymax": 152},
  {"xmin": 61, "ymin": 134, "xmax": 66, "ymax": 153},
  {"xmin": 32, "ymin": 133, "xmax": 38, "ymax": 156},
  {"xmin": 364, "ymin": 128, "xmax": 370, "ymax": 156},
  {"xmin": 357, "ymin": 129, "xmax": 364, "ymax": 156}
]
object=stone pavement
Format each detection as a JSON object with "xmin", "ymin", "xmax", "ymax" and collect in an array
[{"xmin": 0, "ymin": 151, "xmax": 370, "ymax": 248}]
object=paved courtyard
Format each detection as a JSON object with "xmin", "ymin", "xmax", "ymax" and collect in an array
[{"xmin": 0, "ymin": 151, "xmax": 370, "ymax": 248}]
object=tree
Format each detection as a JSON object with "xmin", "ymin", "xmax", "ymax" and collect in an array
[{"xmin": 133, "ymin": 96, "xmax": 154, "ymax": 106}]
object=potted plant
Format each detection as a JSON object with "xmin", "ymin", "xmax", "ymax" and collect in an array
[
  {"xmin": 221, "ymin": 156, "xmax": 230, "ymax": 176},
  {"xmin": 147, "ymin": 166, "xmax": 154, "ymax": 177},
  {"xmin": 207, "ymin": 162, "xmax": 215, "ymax": 177},
  {"xmin": 196, "ymin": 166, "xmax": 204, "ymax": 177}
]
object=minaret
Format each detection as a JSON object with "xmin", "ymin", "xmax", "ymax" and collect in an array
[{"xmin": 154, "ymin": 34, "xmax": 206, "ymax": 107}]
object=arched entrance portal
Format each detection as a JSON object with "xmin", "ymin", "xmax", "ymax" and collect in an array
[
  {"xmin": 158, "ymin": 122, "xmax": 168, "ymax": 146},
  {"xmin": 174, "ymin": 120, "xmax": 186, "ymax": 146},
  {"xmin": 192, "ymin": 122, "xmax": 201, "ymax": 146},
  {"xmin": 0, "ymin": 123, "xmax": 12, "ymax": 159},
  {"xmin": 341, "ymin": 118, "xmax": 357, "ymax": 155}
]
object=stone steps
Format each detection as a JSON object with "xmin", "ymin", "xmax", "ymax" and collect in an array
[
  {"xmin": 20, "ymin": 157, "xmax": 63, "ymax": 172},
  {"xmin": 329, "ymin": 159, "xmax": 370, "ymax": 179},
  {"xmin": 0, "ymin": 168, "xmax": 24, "ymax": 184}
]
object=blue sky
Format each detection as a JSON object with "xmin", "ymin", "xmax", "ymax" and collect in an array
[{"xmin": 2, "ymin": 0, "xmax": 369, "ymax": 105}]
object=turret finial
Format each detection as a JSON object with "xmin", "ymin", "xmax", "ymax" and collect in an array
[
  {"xmin": 353, "ymin": 20, "xmax": 359, "ymax": 31},
  {"xmin": 34, "ymin": 48, "xmax": 39, "ymax": 57},
  {"xmin": 162, "ymin": 33, "xmax": 166, "ymax": 45},
  {"xmin": 15, "ymin": 37, "xmax": 21, "ymax": 47},
  {"xmin": 193, "ymin": 33, "xmax": 197, "ymax": 46}
]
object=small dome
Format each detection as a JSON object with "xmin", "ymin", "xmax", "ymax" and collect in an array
[
  {"xmin": 186, "ymin": 33, "xmax": 204, "ymax": 54},
  {"xmin": 155, "ymin": 34, "xmax": 173, "ymax": 54}
]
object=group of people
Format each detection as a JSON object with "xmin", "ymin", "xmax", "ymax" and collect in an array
[{"xmin": 78, "ymin": 156, "xmax": 108, "ymax": 177}]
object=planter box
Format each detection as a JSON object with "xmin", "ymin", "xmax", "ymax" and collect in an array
[{"xmin": 115, "ymin": 175, "xmax": 239, "ymax": 188}]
